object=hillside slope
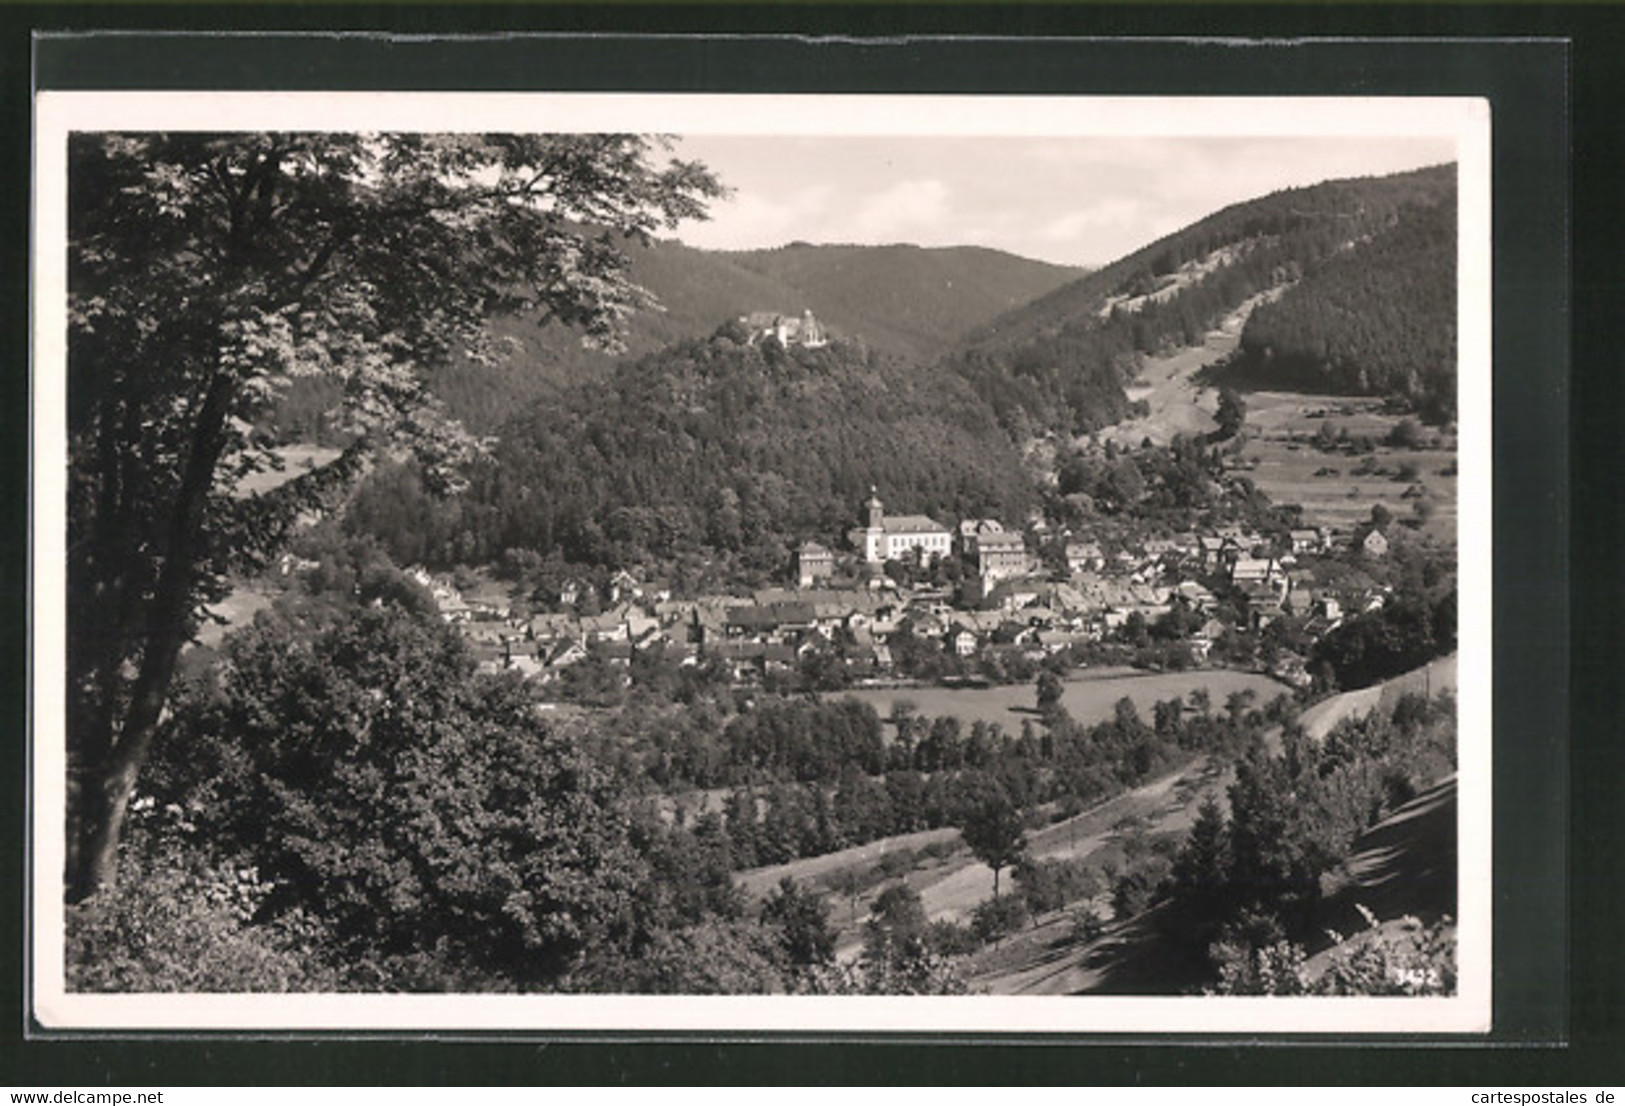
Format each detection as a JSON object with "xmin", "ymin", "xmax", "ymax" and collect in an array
[
  {"xmin": 937, "ymin": 164, "xmax": 1457, "ymax": 439},
  {"xmin": 965, "ymin": 164, "xmax": 1455, "ymax": 353},
  {"xmin": 1222, "ymin": 194, "xmax": 1458, "ymax": 419}
]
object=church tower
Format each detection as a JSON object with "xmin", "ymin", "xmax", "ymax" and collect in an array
[{"xmin": 866, "ymin": 487, "xmax": 885, "ymax": 530}]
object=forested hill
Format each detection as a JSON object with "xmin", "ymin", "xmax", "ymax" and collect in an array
[
  {"xmin": 424, "ymin": 238, "xmax": 1082, "ymax": 435},
  {"xmin": 937, "ymin": 164, "xmax": 1457, "ymax": 438},
  {"xmin": 349, "ymin": 330, "xmax": 1034, "ymax": 578},
  {"xmin": 1217, "ymin": 194, "xmax": 1457, "ymax": 420}
]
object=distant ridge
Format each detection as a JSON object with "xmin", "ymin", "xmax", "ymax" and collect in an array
[{"xmin": 430, "ymin": 238, "xmax": 1085, "ymax": 433}]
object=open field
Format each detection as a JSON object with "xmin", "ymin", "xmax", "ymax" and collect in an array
[
  {"xmin": 1235, "ymin": 391, "xmax": 1457, "ymax": 542},
  {"xmin": 836, "ymin": 667, "xmax": 1289, "ymax": 737},
  {"xmin": 1078, "ymin": 296, "xmax": 1459, "ymax": 544}
]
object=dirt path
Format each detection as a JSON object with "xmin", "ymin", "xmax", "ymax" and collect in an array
[
  {"xmin": 1097, "ymin": 290, "xmax": 1281, "ymax": 448},
  {"xmin": 735, "ymin": 825, "xmax": 962, "ymax": 900},
  {"xmin": 809, "ymin": 752, "xmax": 1235, "ymax": 961},
  {"xmin": 1300, "ymin": 654, "xmax": 1457, "ymax": 740}
]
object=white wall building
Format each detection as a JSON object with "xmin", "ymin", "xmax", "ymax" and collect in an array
[{"xmin": 847, "ymin": 489, "xmax": 951, "ymax": 565}]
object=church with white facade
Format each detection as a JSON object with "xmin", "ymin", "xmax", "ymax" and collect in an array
[{"xmin": 847, "ymin": 489, "xmax": 952, "ymax": 564}]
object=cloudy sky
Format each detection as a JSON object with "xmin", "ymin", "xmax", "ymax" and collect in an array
[{"xmin": 671, "ymin": 135, "xmax": 1455, "ymax": 268}]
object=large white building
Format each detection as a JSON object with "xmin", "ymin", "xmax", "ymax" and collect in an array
[
  {"xmin": 848, "ymin": 489, "xmax": 951, "ymax": 565},
  {"xmin": 960, "ymin": 520, "xmax": 1029, "ymax": 581}
]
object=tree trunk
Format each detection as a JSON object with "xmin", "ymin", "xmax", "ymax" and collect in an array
[{"xmin": 67, "ymin": 370, "xmax": 235, "ymax": 901}]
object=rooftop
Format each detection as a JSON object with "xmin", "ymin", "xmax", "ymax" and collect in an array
[{"xmin": 880, "ymin": 514, "xmax": 947, "ymax": 534}]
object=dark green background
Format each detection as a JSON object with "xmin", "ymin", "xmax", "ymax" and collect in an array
[{"xmin": 6, "ymin": 9, "xmax": 1599, "ymax": 1086}]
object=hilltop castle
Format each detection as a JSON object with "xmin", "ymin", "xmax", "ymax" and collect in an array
[{"xmin": 739, "ymin": 309, "xmax": 828, "ymax": 349}]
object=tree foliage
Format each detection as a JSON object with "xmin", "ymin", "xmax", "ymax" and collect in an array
[
  {"xmin": 1214, "ymin": 387, "xmax": 1247, "ymax": 440},
  {"xmin": 151, "ymin": 604, "xmax": 648, "ymax": 988}
]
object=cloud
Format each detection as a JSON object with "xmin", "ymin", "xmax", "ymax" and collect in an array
[
  {"xmin": 672, "ymin": 134, "xmax": 1457, "ymax": 266},
  {"xmin": 848, "ymin": 179, "xmax": 953, "ymax": 240},
  {"xmin": 680, "ymin": 183, "xmax": 834, "ymax": 251},
  {"xmin": 1040, "ymin": 197, "xmax": 1151, "ymax": 244}
]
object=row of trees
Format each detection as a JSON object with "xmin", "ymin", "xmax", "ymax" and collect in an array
[{"xmin": 652, "ymin": 685, "xmax": 1278, "ymax": 873}]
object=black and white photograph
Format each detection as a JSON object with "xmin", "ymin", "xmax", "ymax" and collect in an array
[{"xmin": 31, "ymin": 91, "xmax": 1492, "ymax": 1034}]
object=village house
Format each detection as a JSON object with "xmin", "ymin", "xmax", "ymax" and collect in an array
[
  {"xmin": 1271, "ymin": 651, "xmax": 1314, "ymax": 689},
  {"xmin": 1142, "ymin": 538, "xmax": 1179, "ymax": 560},
  {"xmin": 965, "ymin": 524, "xmax": 1028, "ymax": 582},
  {"xmin": 1190, "ymin": 616, "xmax": 1228, "ymax": 661},
  {"xmin": 276, "ymin": 552, "xmax": 319, "ymax": 577},
  {"xmin": 795, "ymin": 540, "xmax": 835, "ymax": 588},
  {"xmin": 847, "ymin": 489, "xmax": 952, "ymax": 565},
  {"xmin": 1239, "ymin": 582, "xmax": 1286, "ymax": 628},
  {"xmin": 580, "ymin": 608, "xmax": 632, "ymax": 644},
  {"xmin": 948, "ymin": 623, "xmax": 980, "ymax": 657},
  {"xmin": 1172, "ymin": 580, "xmax": 1218, "ymax": 612},
  {"xmin": 1289, "ymin": 527, "xmax": 1329, "ymax": 555},
  {"xmin": 545, "ymin": 639, "xmax": 589, "ymax": 672},
  {"xmin": 1230, "ymin": 556, "xmax": 1282, "ymax": 586},
  {"xmin": 607, "ymin": 569, "xmax": 641, "ymax": 603},
  {"xmin": 1360, "ymin": 528, "xmax": 1390, "ymax": 558}
]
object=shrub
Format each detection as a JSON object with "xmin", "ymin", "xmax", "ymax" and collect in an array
[
  {"xmin": 1111, "ymin": 852, "xmax": 1173, "ymax": 919},
  {"xmin": 1386, "ymin": 418, "xmax": 1425, "ymax": 450},
  {"xmin": 1208, "ymin": 938, "xmax": 1310, "ymax": 996},
  {"xmin": 970, "ymin": 894, "xmax": 1031, "ymax": 943},
  {"xmin": 66, "ymin": 825, "xmax": 337, "ymax": 993},
  {"xmin": 928, "ymin": 918, "xmax": 981, "ymax": 957},
  {"xmin": 1071, "ymin": 905, "xmax": 1108, "ymax": 944}
]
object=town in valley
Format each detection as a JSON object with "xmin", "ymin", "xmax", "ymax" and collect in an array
[{"xmin": 62, "ymin": 132, "xmax": 1463, "ymax": 1002}]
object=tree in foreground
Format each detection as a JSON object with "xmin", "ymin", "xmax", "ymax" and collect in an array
[
  {"xmin": 65, "ymin": 132, "xmax": 724, "ymax": 898},
  {"xmin": 146, "ymin": 604, "xmax": 646, "ymax": 988},
  {"xmin": 959, "ymin": 784, "xmax": 1030, "ymax": 898}
]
